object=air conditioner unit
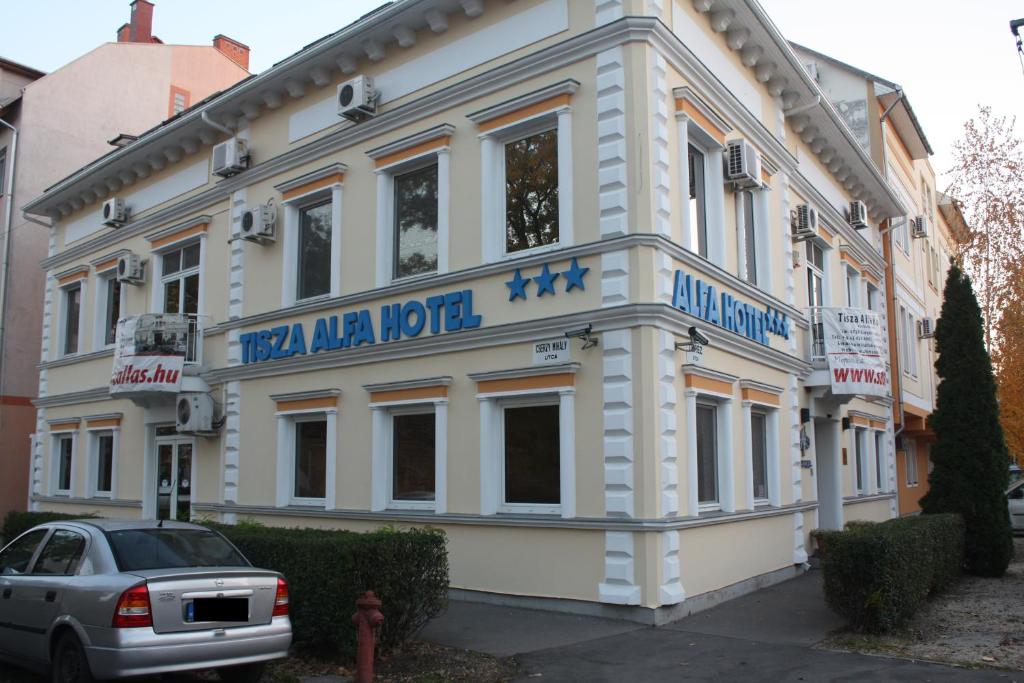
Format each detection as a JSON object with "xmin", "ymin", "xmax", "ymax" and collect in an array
[
  {"xmin": 917, "ymin": 317, "xmax": 935, "ymax": 339},
  {"xmin": 176, "ymin": 392, "xmax": 216, "ymax": 434},
  {"xmin": 911, "ymin": 215, "xmax": 929, "ymax": 239},
  {"xmin": 793, "ymin": 204, "xmax": 818, "ymax": 239},
  {"xmin": 848, "ymin": 200, "xmax": 868, "ymax": 230},
  {"xmin": 240, "ymin": 203, "xmax": 276, "ymax": 244},
  {"xmin": 102, "ymin": 197, "xmax": 129, "ymax": 227},
  {"xmin": 116, "ymin": 252, "xmax": 145, "ymax": 285},
  {"xmin": 725, "ymin": 139, "xmax": 761, "ymax": 189},
  {"xmin": 211, "ymin": 138, "xmax": 249, "ymax": 177},
  {"xmin": 337, "ymin": 75, "xmax": 377, "ymax": 121}
]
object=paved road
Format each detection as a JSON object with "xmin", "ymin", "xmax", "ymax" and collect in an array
[{"xmin": 422, "ymin": 570, "xmax": 1022, "ymax": 682}]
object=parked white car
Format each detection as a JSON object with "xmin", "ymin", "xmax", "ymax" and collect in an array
[
  {"xmin": 1008, "ymin": 480, "xmax": 1024, "ymax": 532},
  {"xmin": 0, "ymin": 519, "xmax": 291, "ymax": 683}
]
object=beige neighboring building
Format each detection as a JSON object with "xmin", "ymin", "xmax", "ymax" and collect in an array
[
  {"xmin": 28, "ymin": 0, "xmax": 909, "ymax": 621},
  {"xmin": 0, "ymin": 0, "xmax": 249, "ymax": 517},
  {"xmin": 790, "ymin": 44, "xmax": 970, "ymax": 516}
]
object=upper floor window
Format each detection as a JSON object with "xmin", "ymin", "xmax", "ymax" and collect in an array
[
  {"xmin": 161, "ymin": 242, "xmax": 200, "ymax": 316},
  {"xmin": 866, "ymin": 282, "xmax": 881, "ymax": 313},
  {"xmin": 293, "ymin": 417, "xmax": 327, "ymax": 501},
  {"xmin": 845, "ymin": 266, "xmax": 860, "ymax": 308},
  {"xmin": 394, "ymin": 164, "xmax": 439, "ymax": 279},
  {"xmin": 806, "ymin": 242, "xmax": 825, "ymax": 308},
  {"xmin": 62, "ymin": 284, "xmax": 82, "ymax": 356},
  {"xmin": 688, "ymin": 144, "xmax": 709, "ymax": 258},
  {"xmin": 98, "ymin": 273, "xmax": 123, "ymax": 347},
  {"xmin": 53, "ymin": 434, "xmax": 74, "ymax": 494},
  {"xmin": 505, "ymin": 129, "xmax": 559, "ymax": 254},
  {"xmin": 297, "ymin": 200, "xmax": 332, "ymax": 301},
  {"xmin": 696, "ymin": 402, "xmax": 719, "ymax": 506},
  {"xmin": 739, "ymin": 190, "xmax": 757, "ymax": 285}
]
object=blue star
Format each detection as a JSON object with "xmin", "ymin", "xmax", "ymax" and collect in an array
[
  {"xmin": 562, "ymin": 258, "xmax": 589, "ymax": 292},
  {"xmin": 533, "ymin": 263, "xmax": 560, "ymax": 297},
  {"xmin": 506, "ymin": 269, "xmax": 529, "ymax": 301}
]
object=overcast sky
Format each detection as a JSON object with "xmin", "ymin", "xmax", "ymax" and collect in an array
[{"xmin": 3, "ymin": 1, "xmax": 1021, "ymax": 187}]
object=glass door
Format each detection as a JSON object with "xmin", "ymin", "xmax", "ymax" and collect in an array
[{"xmin": 156, "ymin": 437, "xmax": 194, "ymax": 521}]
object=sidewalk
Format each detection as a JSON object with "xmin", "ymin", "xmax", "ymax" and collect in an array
[{"xmin": 421, "ymin": 569, "xmax": 1020, "ymax": 682}]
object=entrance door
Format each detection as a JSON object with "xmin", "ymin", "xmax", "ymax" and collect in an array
[{"xmin": 155, "ymin": 434, "xmax": 194, "ymax": 522}]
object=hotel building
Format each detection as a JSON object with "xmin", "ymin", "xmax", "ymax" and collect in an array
[{"xmin": 27, "ymin": 0, "xmax": 911, "ymax": 620}]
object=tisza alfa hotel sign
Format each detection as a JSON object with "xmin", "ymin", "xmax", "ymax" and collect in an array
[{"xmin": 672, "ymin": 270, "xmax": 790, "ymax": 345}]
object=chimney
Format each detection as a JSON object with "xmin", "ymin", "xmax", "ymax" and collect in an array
[
  {"xmin": 117, "ymin": 0, "xmax": 155, "ymax": 44},
  {"xmin": 213, "ymin": 35, "xmax": 250, "ymax": 71}
]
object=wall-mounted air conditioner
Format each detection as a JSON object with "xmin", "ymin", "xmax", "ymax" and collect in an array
[
  {"xmin": 725, "ymin": 139, "xmax": 761, "ymax": 190},
  {"xmin": 848, "ymin": 200, "xmax": 868, "ymax": 230},
  {"xmin": 240, "ymin": 203, "xmax": 276, "ymax": 244},
  {"xmin": 793, "ymin": 204, "xmax": 818, "ymax": 239},
  {"xmin": 337, "ymin": 75, "xmax": 377, "ymax": 121},
  {"xmin": 911, "ymin": 215, "xmax": 929, "ymax": 239},
  {"xmin": 102, "ymin": 197, "xmax": 129, "ymax": 227},
  {"xmin": 116, "ymin": 252, "xmax": 145, "ymax": 285},
  {"xmin": 917, "ymin": 317, "xmax": 935, "ymax": 339},
  {"xmin": 176, "ymin": 392, "xmax": 216, "ymax": 434},
  {"xmin": 211, "ymin": 138, "xmax": 249, "ymax": 177}
]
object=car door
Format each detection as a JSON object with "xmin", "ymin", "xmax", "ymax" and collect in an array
[
  {"xmin": 0, "ymin": 528, "xmax": 50, "ymax": 658},
  {"xmin": 1008, "ymin": 483, "xmax": 1024, "ymax": 530},
  {"xmin": 17, "ymin": 528, "xmax": 88, "ymax": 663}
]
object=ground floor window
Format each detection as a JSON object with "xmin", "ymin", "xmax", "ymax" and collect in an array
[
  {"xmin": 854, "ymin": 428, "xmax": 865, "ymax": 494},
  {"xmin": 93, "ymin": 431, "xmax": 114, "ymax": 495},
  {"xmin": 502, "ymin": 400, "xmax": 560, "ymax": 507},
  {"xmin": 53, "ymin": 434, "xmax": 74, "ymax": 494},
  {"xmin": 696, "ymin": 403, "xmax": 718, "ymax": 505},
  {"xmin": 294, "ymin": 418, "xmax": 327, "ymax": 500},
  {"xmin": 751, "ymin": 411, "xmax": 768, "ymax": 502},
  {"xmin": 874, "ymin": 431, "xmax": 885, "ymax": 493},
  {"xmin": 392, "ymin": 410, "xmax": 436, "ymax": 503},
  {"xmin": 905, "ymin": 443, "xmax": 919, "ymax": 486}
]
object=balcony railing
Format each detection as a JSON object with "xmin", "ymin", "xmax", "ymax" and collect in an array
[{"xmin": 808, "ymin": 307, "xmax": 826, "ymax": 360}]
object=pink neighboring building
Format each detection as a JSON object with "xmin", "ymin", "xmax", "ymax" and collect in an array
[{"xmin": 0, "ymin": 0, "xmax": 250, "ymax": 518}]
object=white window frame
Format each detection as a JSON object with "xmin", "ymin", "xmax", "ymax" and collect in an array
[
  {"xmin": 480, "ymin": 106, "xmax": 574, "ymax": 263},
  {"xmin": 845, "ymin": 264, "xmax": 861, "ymax": 308},
  {"xmin": 58, "ymin": 280, "xmax": 85, "ymax": 358},
  {"xmin": 900, "ymin": 307, "xmax": 918, "ymax": 379},
  {"xmin": 275, "ymin": 408, "xmax": 337, "ymax": 509},
  {"xmin": 478, "ymin": 387, "xmax": 575, "ymax": 518},
  {"xmin": 853, "ymin": 426, "xmax": 868, "ymax": 495},
  {"xmin": 374, "ymin": 149, "xmax": 450, "ymax": 288},
  {"xmin": 152, "ymin": 238, "xmax": 204, "ymax": 316},
  {"xmin": 51, "ymin": 431, "xmax": 77, "ymax": 496},
  {"xmin": 866, "ymin": 282, "xmax": 880, "ymax": 313},
  {"xmin": 873, "ymin": 428, "xmax": 886, "ymax": 494},
  {"xmin": 684, "ymin": 385, "xmax": 735, "ymax": 515},
  {"xmin": 736, "ymin": 189, "xmax": 768, "ymax": 287},
  {"xmin": 904, "ymin": 441, "xmax": 919, "ymax": 486},
  {"xmin": 93, "ymin": 268, "xmax": 125, "ymax": 350},
  {"xmin": 743, "ymin": 401, "xmax": 780, "ymax": 508},
  {"xmin": 370, "ymin": 398, "xmax": 448, "ymax": 513},
  {"xmin": 281, "ymin": 183, "xmax": 342, "ymax": 307},
  {"xmin": 676, "ymin": 118, "xmax": 726, "ymax": 266},
  {"xmin": 86, "ymin": 428, "xmax": 118, "ymax": 498}
]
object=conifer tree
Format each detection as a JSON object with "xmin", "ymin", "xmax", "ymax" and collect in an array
[{"xmin": 921, "ymin": 265, "xmax": 1013, "ymax": 576}]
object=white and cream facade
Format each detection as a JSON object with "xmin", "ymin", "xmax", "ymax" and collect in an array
[{"xmin": 28, "ymin": 0, "xmax": 909, "ymax": 620}]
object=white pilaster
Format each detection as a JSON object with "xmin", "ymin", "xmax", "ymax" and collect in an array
[
  {"xmin": 603, "ymin": 329, "xmax": 634, "ymax": 517},
  {"xmin": 649, "ymin": 50, "xmax": 671, "ymax": 239},
  {"xmin": 658, "ymin": 330, "xmax": 678, "ymax": 516},
  {"xmin": 598, "ymin": 530, "xmax": 641, "ymax": 604},
  {"xmin": 684, "ymin": 388, "xmax": 699, "ymax": 516},
  {"xmin": 659, "ymin": 530, "xmax": 685, "ymax": 605},
  {"xmin": 557, "ymin": 107, "xmax": 574, "ymax": 249},
  {"xmin": 596, "ymin": 47, "xmax": 628, "ymax": 238}
]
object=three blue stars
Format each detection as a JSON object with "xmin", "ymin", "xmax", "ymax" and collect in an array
[{"xmin": 505, "ymin": 258, "xmax": 589, "ymax": 301}]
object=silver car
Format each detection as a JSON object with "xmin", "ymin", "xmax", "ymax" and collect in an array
[{"xmin": 0, "ymin": 519, "xmax": 291, "ymax": 682}]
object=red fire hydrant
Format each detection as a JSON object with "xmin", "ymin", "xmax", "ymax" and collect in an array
[{"xmin": 351, "ymin": 591, "xmax": 384, "ymax": 683}]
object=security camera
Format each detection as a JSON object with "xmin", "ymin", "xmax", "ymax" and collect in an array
[
  {"xmin": 565, "ymin": 324, "xmax": 599, "ymax": 350},
  {"xmin": 688, "ymin": 326, "xmax": 710, "ymax": 346}
]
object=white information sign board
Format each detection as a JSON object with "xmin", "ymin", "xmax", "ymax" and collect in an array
[
  {"xmin": 533, "ymin": 338, "xmax": 570, "ymax": 365},
  {"xmin": 820, "ymin": 307, "xmax": 888, "ymax": 397}
]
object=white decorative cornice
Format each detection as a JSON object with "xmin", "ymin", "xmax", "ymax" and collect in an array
[
  {"xmin": 365, "ymin": 124, "xmax": 456, "ymax": 160},
  {"xmin": 273, "ymin": 163, "xmax": 349, "ymax": 194},
  {"xmin": 468, "ymin": 362, "xmax": 580, "ymax": 383},
  {"xmin": 268, "ymin": 388, "xmax": 342, "ymax": 403},
  {"xmin": 466, "ymin": 79, "xmax": 580, "ymax": 125},
  {"xmin": 144, "ymin": 214, "xmax": 212, "ymax": 243},
  {"xmin": 362, "ymin": 376, "xmax": 453, "ymax": 393}
]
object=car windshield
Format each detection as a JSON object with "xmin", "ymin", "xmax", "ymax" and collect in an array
[{"xmin": 108, "ymin": 528, "xmax": 250, "ymax": 571}]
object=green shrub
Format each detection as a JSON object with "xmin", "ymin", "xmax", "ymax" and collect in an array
[
  {"xmin": 2, "ymin": 511, "xmax": 98, "ymax": 543},
  {"xmin": 821, "ymin": 513, "xmax": 964, "ymax": 633},
  {"xmin": 212, "ymin": 523, "xmax": 448, "ymax": 655}
]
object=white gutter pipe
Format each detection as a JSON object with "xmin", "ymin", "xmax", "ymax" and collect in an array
[{"xmin": 201, "ymin": 111, "xmax": 235, "ymax": 137}]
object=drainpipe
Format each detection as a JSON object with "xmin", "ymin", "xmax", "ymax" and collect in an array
[{"xmin": 0, "ymin": 116, "xmax": 18, "ymax": 395}]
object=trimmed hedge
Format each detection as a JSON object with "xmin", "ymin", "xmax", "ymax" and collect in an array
[
  {"xmin": 2, "ymin": 511, "xmax": 97, "ymax": 543},
  {"xmin": 213, "ymin": 523, "xmax": 448, "ymax": 655},
  {"xmin": 820, "ymin": 514, "xmax": 964, "ymax": 633}
]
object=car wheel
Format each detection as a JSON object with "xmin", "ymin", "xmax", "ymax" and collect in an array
[
  {"xmin": 51, "ymin": 633, "xmax": 94, "ymax": 683},
  {"xmin": 218, "ymin": 662, "xmax": 266, "ymax": 683}
]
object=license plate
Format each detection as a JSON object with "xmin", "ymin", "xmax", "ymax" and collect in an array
[{"xmin": 185, "ymin": 598, "xmax": 248, "ymax": 623}]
